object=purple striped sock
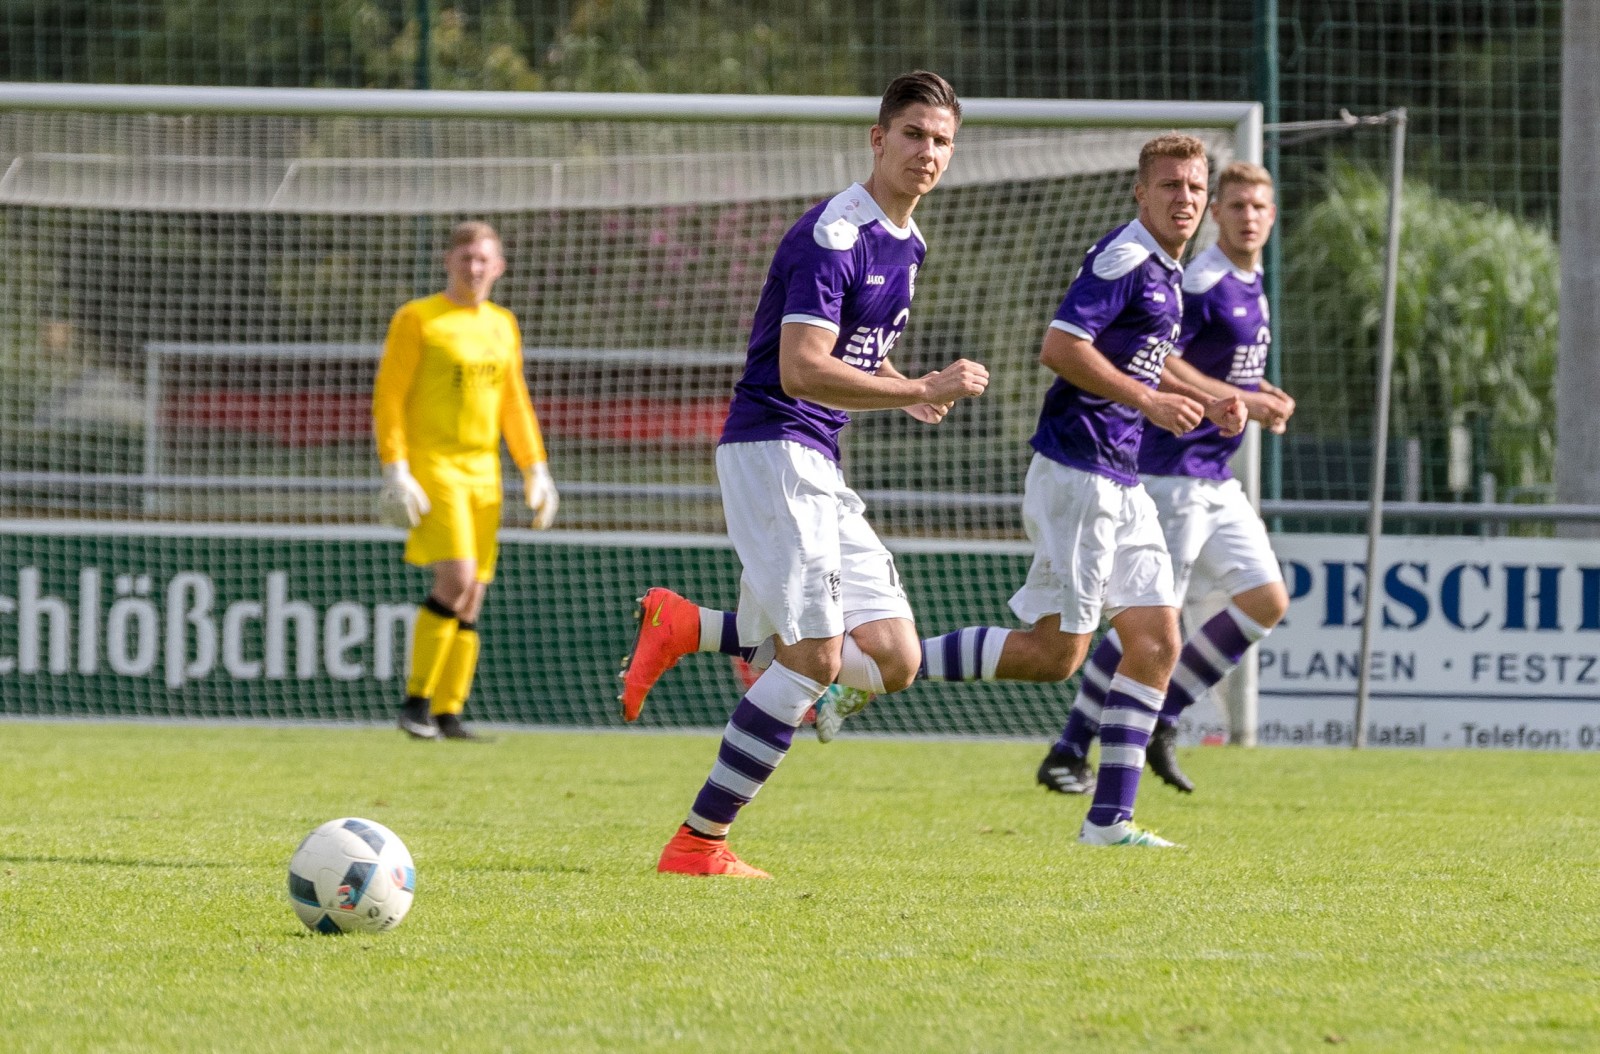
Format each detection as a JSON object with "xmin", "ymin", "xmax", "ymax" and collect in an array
[
  {"xmin": 1053, "ymin": 631, "xmax": 1123, "ymax": 757},
  {"xmin": 917, "ymin": 626, "xmax": 1008, "ymax": 681},
  {"xmin": 714, "ymin": 611, "xmax": 759, "ymax": 662},
  {"xmin": 687, "ymin": 698, "xmax": 797, "ymax": 830},
  {"xmin": 1159, "ymin": 606, "xmax": 1268, "ymax": 727},
  {"xmin": 1085, "ymin": 675, "xmax": 1162, "ymax": 827}
]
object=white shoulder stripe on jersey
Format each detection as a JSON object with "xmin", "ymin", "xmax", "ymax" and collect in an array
[
  {"xmin": 1091, "ymin": 236, "xmax": 1153, "ymax": 280},
  {"xmin": 1182, "ymin": 242, "xmax": 1260, "ymax": 295},
  {"xmin": 1090, "ymin": 218, "xmax": 1178, "ymax": 280},
  {"xmin": 811, "ymin": 182, "xmax": 920, "ymax": 252}
]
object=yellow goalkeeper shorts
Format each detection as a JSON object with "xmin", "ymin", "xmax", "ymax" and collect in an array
[{"xmin": 404, "ymin": 476, "xmax": 502, "ymax": 583}]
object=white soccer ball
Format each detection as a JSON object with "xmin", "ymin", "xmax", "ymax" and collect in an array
[{"xmin": 287, "ymin": 818, "xmax": 415, "ymax": 934}]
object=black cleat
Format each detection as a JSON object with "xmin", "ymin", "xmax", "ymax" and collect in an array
[
  {"xmin": 397, "ymin": 698, "xmax": 440, "ymax": 740},
  {"xmin": 1146, "ymin": 724, "xmax": 1194, "ymax": 793},
  {"xmin": 435, "ymin": 713, "xmax": 493, "ymax": 742},
  {"xmin": 1036, "ymin": 745, "xmax": 1095, "ymax": 795}
]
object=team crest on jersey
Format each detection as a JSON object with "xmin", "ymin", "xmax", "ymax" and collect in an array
[{"xmin": 908, "ymin": 264, "xmax": 917, "ymax": 299}]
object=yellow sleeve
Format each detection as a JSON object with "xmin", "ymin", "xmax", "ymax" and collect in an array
[
  {"xmin": 500, "ymin": 317, "xmax": 548, "ymax": 470},
  {"xmin": 372, "ymin": 304, "xmax": 422, "ymax": 465}
]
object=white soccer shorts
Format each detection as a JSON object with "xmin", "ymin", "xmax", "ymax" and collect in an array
[
  {"xmin": 1008, "ymin": 454, "xmax": 1177, "ymax": 635},
  {"xmin": 717, "ymin": 440, "xmax": 912, "ymax": 647},
  {"xmin": 1142, "ymin": 475, "xmax": 1283, "ymax": 602}
]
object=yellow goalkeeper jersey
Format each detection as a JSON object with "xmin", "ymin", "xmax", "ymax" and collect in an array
[{"xmin": 372, "ymin": 293, "xmax": 546, "ymax": 485}]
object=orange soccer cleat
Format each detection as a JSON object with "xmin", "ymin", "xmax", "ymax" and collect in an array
[
  {"xmin": 656, "ymin": 825, "xmax": 772, "ymax": 878},
  {"xmin": 618, "ymin": 587, "xmax": 700, "ymax": 721}
]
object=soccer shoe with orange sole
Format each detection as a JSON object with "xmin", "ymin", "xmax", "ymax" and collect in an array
[
  {"xmin": 618, "ymin": 587, "xmax": 699, "ymax": 721},
  {"xmin": 656, "ymin": 824, "xmax": 772, "ymax": 878}
]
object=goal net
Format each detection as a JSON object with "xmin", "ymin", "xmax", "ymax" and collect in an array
[{"xmin": 0, "ymin": 85, "xmax": 1258, "ymax": 736}]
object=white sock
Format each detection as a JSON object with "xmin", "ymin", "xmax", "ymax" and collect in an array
[{"xmin": 838, "ymin": 637, "xmax": 886, "ymax": 693}]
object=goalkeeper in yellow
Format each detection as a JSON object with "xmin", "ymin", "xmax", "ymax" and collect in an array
[{"xmin": 372, "ymin": 220, "xmax": 558, "ymax": 741}]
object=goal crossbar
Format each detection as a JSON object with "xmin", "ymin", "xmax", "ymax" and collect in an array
[{"xmin": 0, "ymin": 81, "xmax": 1260, "ymax": 133}]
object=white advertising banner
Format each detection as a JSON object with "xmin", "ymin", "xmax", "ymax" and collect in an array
[{"xmin": 1209, "ymin": 533, "xmax": 1600, "ymax": 750}]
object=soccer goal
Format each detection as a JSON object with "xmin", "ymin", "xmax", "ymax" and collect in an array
[{"xmin": 0, "ymin": 83, "xmax": 1262, "ymax": 737}]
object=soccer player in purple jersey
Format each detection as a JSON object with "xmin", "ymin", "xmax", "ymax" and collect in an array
[
  {"xmin": 1045, "ymin": 161, "xmax": 1294, "ymax": 795},
  {"xmin": 631, "ymin": 71, "xmax": 989, "ymax": 878},
  {"xmin": 912, "ymin": 133, "xmax": 1245, "ymax": 848}
]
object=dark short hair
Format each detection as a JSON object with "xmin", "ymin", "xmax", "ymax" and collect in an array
[{"xmin": 877, "ymin": 70, "xmax": 961, "ymax": 130}]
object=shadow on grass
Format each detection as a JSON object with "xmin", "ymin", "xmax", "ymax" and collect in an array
[{"xmin": 0, "ymin": 854, "xmax": 233, "ymax": 869}]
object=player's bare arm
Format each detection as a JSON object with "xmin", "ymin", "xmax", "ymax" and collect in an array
[
  {"xmin": 1041, "ymin": 327, "xmax": 1203, "ymax": 436},
  {"xmin": 1162, "ymin": 355, "xmax": 1273, "ymax": 435},
  {"xmin": 875, "ymin": 359, "xmax": 956, "ymax": 424},
  {"xmin": 1255, "ymin": 378, "xmax": 1297, "ymax": 433},
  {"xmin": 1156, "ymin": 365, "xmax": 1245, "ymax": 438},
  {"xmin": 780, "ymin": 321, "xmax": 987, "ymax": 411}
]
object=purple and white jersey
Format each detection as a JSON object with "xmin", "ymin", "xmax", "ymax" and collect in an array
[
  {"xmin": 1029, "ymin": 218, "xmax": 1184, "ymax": 486},
  {"xmin": 1139, "ymin": 243, "xmax": 1271, "ymax": 481},
  {"xmin": 720, "ymin": 183, "xmax": 925, "ymax": 463}
]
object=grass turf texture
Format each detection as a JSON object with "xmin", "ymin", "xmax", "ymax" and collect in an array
[{"xmin": 2, "ymin": 722, "xmax": 1598, "ymax": 1052}]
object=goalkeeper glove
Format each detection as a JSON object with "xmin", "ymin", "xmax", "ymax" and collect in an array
[
  {"xmin": 524, "ymin": 462, "xmax": 559, "ymax": 530},
  {"xmin": 377, "ymin": 460, "xmax": 431, "ymax": 529}
]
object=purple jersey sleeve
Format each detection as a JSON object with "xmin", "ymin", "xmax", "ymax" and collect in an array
[
  {"xmin": 1140, "ymin": 244, "xmax": 1273, "ymax": 480},
  {"xmin": 721, "ymin": 185, "xmax": 925, "ymax": 462},
  {"xmin": 1029, "ymin": 220, "xmax": 1185, "ymax": 485}
]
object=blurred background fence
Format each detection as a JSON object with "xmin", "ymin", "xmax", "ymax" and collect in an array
[{"xmin": 0, "ymin": 0, "xmax": 1564, "ymax": 517}]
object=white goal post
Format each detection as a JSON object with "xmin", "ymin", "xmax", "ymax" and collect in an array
[{"xmin": 0, "ymin": 82, "xmax": 1263, "ymax": 739}]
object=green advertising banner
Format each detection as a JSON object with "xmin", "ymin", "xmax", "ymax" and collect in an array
[{"xmin": 0, "ymin": 522, "xmax": 1060, "ymax": 735}]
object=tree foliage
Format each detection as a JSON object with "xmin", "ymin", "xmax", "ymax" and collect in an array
[{"xmin": 1283, "ymin": 164, "xmax": 1557, "ymax": 495}]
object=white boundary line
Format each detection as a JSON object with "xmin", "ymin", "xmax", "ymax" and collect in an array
[
  {"xmin": 0, "ymin": 518, "xmax": 1032, "ymax": 555},
  {"xmin": 0, "ymin": 712, "xmax": 1045, "ymax": 744}
]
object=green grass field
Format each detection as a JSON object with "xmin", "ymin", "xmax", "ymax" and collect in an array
[{"xmin": 2, "ymin": 721, "xmax": 1598, "ymax": 1052}]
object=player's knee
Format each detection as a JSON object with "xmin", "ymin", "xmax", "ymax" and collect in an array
[
  {"xmin": 1257, "ymin": 588, "xmax": 1289, "ymax": 627},
  {"xmin": 812, "ymin": 657, "xmax": 844, "ymax": 687},
  {"xmin": 1236, "ymin": 582, "xmax": 1289, "ymax": 629},
  {"xmin": 426, "ymin": 582, "xmax": 466, "ymax": 613},
  {"xmin": 1122, "ymin": 630, "xmax": 1180, "ymax": 678},
  {"xmin": 877, "ymin": 656, "xmax": 918, "ymax": 694}
]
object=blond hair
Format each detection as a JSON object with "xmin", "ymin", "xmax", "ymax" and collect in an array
[
  {"xmin": 447, "ymin": 220, "xmax": 501, "ymax": 252},
  {"xmin": 1216, "ymin": 160, "xmax": 1274, "ymax": 196},
  {"xmin": 1136, "ymin": 133, "xmax": 1209, "ymax": 184}
]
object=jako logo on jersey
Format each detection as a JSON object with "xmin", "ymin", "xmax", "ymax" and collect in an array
[
  {"xmin": 865, "ymin": 274, "xmax": 886, "ymax": 286},
  {"xmin": 908, "ymin": 264, "xmax": 918, "ymax": 298}
]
